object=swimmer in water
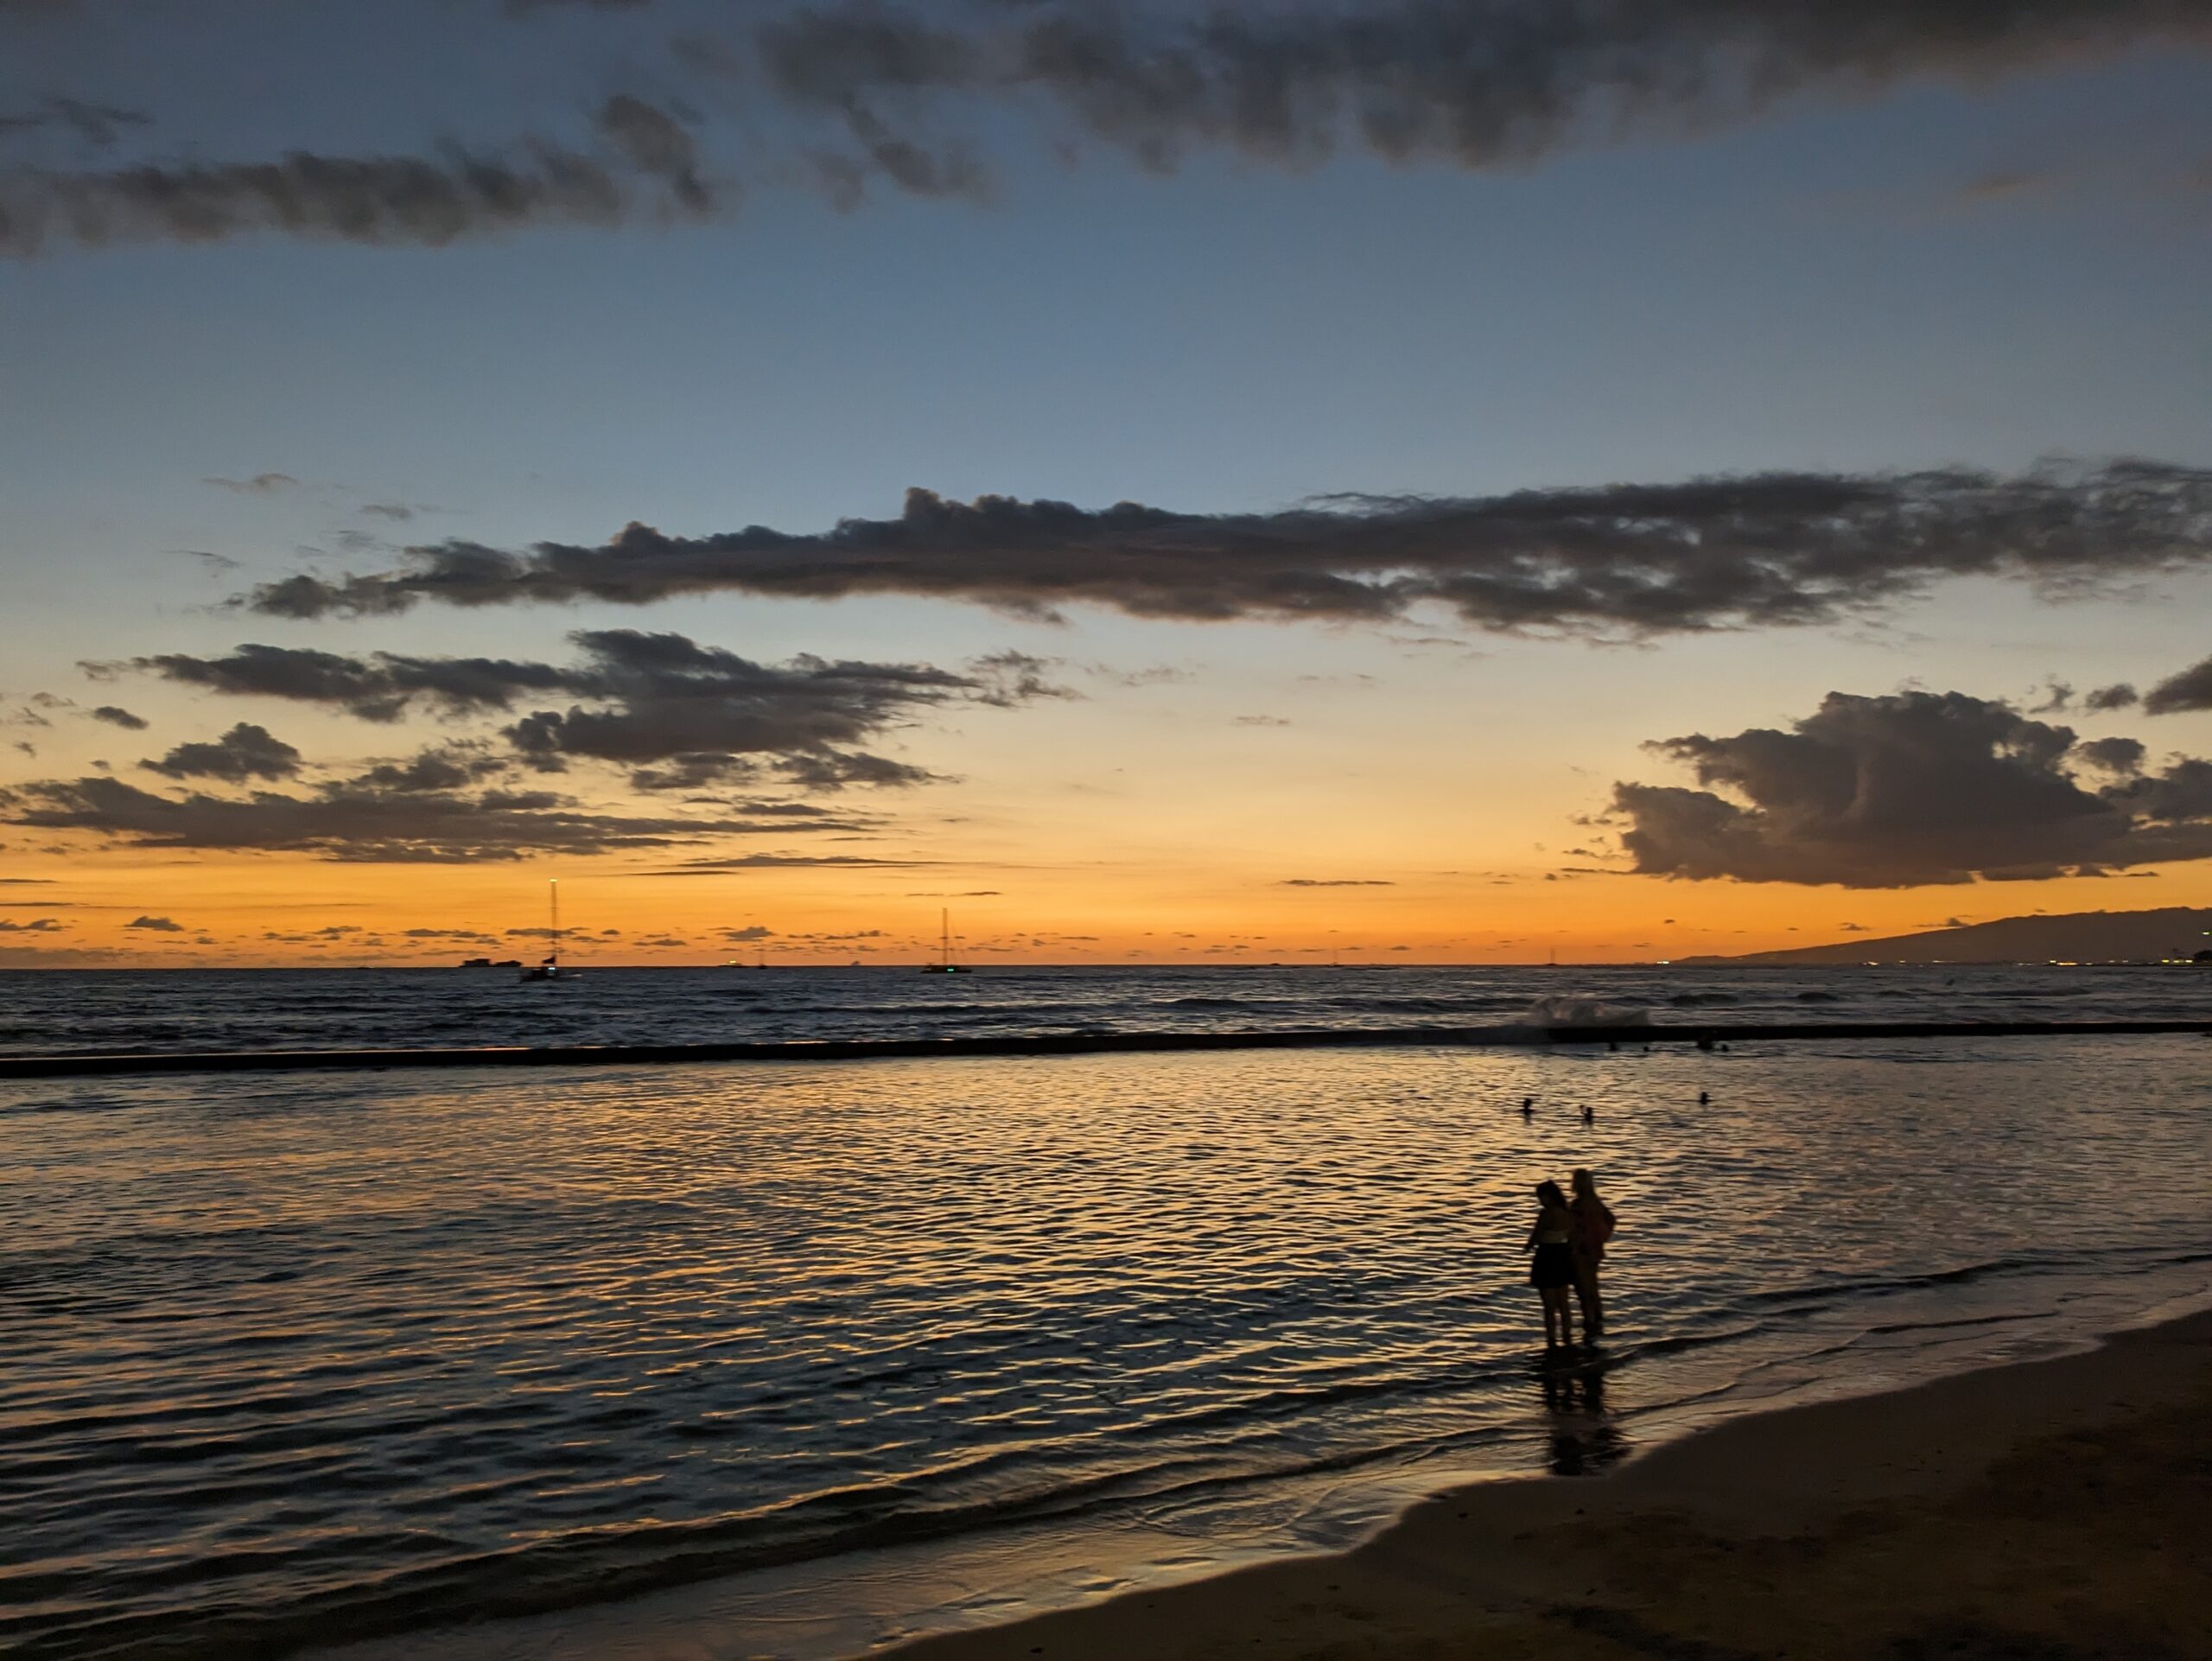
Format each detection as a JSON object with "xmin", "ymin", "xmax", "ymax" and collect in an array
[
  {"xmin": 1580, "ymin": 1103, "xmax": 1595, "ymax": 1126},
  {"xmin": 1521, "ymin": 1097, "xmax": 1535, "ymax": 1121}
]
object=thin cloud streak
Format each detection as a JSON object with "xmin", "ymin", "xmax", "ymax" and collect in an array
[
  {"xmin": 0, "ymin": 772, "xmax": 804, "ymax": 862},
  {"xmin": 0, "ymin": 97, "xmax": 722, "ymax": 257},
  {"xmin": 742, "ymin": 0, "xmax": 2212, "ymax": 193},
  {"xmin": 10, "ymin": 1, "xmax": 2210, "ymax": 252}
]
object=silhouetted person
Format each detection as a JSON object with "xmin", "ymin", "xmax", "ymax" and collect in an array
[
  {"xmin": 1580, "ymin": 1103, "xmax": 1594, "ymax": 1126},
  {"xmin": 1521, "ymin": 1097, "xmax": 1535, "ymax": 1121},
  {"xmin": 1568, "ymin": 1168, "xmax": 1616, "ymax": 1342},
  {"xmin": 1524, "ymin": 1180, "xmax": 1575, "ymax": 1351},
  {"xmin": 1698, "ymin": 1090, "xmax": 1710, "ymax": 1105}
]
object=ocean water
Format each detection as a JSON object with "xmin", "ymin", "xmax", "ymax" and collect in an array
[
  {"xmin": 0, "ymin": 960, "xmax": 2206, "ymax": 1056},
  {"xmin": 3, "ymin": 967, "xmax": 2210, "ymax": 1660}
]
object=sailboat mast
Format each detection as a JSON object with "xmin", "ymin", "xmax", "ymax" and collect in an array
[{"xmin": 550, "ymin": 880, "xmax": 561, "ymax": 964}]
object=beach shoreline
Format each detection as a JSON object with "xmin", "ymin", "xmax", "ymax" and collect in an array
[
  {"xmin": 885, "ymin": 1301, "xmax": 2212, "ymax": 1661},
  {"xmin": 310, "ymin": 1289, "xmax": 2212, "ymax": 1661}
]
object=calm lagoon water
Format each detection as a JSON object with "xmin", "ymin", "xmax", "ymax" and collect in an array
[{"xmin": 3, "ymin": 966, "xmax": 2209, "ymax": 1658}]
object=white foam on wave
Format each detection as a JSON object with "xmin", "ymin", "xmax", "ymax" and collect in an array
[{"xmin": 1523, "ymin": 994, "xmax": 1651, "ymax": 1028}]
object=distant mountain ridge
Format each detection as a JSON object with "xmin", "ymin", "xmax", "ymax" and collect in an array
[{"xmin": 1687, "ymin": 907, "xmax": 2212, "ymax": 966}]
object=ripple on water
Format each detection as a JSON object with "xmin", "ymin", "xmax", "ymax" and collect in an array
[{"xmin": 0, "ymin": 1031, "xmax": 2209, "ymax": 1659}]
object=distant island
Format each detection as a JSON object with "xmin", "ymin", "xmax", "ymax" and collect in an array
[{"xmin": 1688, "ymin": 907, "xmax": 2212, "ymax": 966}]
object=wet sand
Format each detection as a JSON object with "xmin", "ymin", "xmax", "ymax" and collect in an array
[{"xmin": 892, "ymin": 1308, "xmax": 2212, "ymax": 1661}]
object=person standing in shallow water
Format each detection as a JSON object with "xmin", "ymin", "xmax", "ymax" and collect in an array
[
  {"xmin": 1524, "ymin": 1181, "xmax": 1576, "ymax": 1351},
  {"xmin": 1568, "ymin": 1168, "xmax": 1616, "ymax": 1342}
]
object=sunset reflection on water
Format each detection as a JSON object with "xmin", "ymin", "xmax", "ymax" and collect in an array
[{"xmin": 4, "ymin": 1034, "xmax": 2210, "ymax": 1658}]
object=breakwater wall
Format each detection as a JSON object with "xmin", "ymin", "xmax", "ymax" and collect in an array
[{"xmin": 2, "ymin": 1018, "xmax": 2208, "ymax": 1080}]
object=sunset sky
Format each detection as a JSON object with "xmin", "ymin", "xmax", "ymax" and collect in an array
[{"xmin": 3, "ymin": 0, "xmax": 2211, "ymax": 967}]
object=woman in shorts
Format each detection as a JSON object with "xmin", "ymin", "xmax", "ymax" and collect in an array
[{"xmin": 1524, "ymin": 1179, "xmax": 1576, "ymax": 1351}]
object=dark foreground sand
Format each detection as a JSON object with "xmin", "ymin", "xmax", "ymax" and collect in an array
[{"xmin": 891, "ymin": 1308, "xmax": 2212, "ymax": 1661}]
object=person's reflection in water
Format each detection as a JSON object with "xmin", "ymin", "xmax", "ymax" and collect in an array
[{"xmin": 1535, "ymin": 1352, "xmax": 1631, "ymax": 1477}]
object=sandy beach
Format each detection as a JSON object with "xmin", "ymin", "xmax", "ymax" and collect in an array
[{"xmin": 891, "ymin": 1307, "xmax": 2212, "ymax": 1661}]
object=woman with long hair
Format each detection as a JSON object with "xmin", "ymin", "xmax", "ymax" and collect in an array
[{"xmin": 1523, "ymin": 1180, "xmax": 1576, "ymax": 1351}]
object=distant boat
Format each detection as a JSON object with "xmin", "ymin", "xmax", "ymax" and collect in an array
[
  {"xmin": 519, "ymin": 880, "xmax": 582, "ymax": 983},
  {"xmin": 918, "ymin": 907, "xmax": 971, "ymax": 974}
]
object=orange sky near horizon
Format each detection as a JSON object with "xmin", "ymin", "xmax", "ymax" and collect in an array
[{"xmin": 10, "ymin": 600, "xmax": 2211, "ymax": 974}]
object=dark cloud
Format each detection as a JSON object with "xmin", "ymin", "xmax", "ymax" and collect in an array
[
  {"xmin": 118, "ymin": 642, "xmax": 579, "ymax": 722},
  {"xmin": 89, "ymin": 704, "xmax": 147, "ymax": 730},
  {"xmin": 2105, "ymin": 758, "xmax": 2212, "ymax": 824},
  {"xmin": 774, "ymin": 750, "xmax": 938, "ymax": 790},
  {"xmin": 594, "ymin": 93, "xmax": 711, "ymax": 212},
  {"xmin": 352, "ymin": 744, "xmax": 512, "ymax": 792},
  {"xmin": 0, "ymin": 917, "xmax": 62, "ymax": 932},
  {"xmin": 238, "ymin": 461, "xmax": 2212, "ymax": 639},
  {"xmin": 205, "ymin": 472, "xmax": 297, "ymax": 495},
  {"xmin": 0, "ymin": 114, "xmax": 724, "ymax": 258},
  {"xmin": 1281, "ymin": 877, "xmax": 1394, "ymax": 887},
  {"xmin": 141, "ymin": 722, "xmax": 302, "ymax": 782},
  {"xmin": 1613, "ymin": 689, "xmax": 2212, "ymax": 888},
  {"xmin": 9, "ymin": 629, "xmax": 1044, "ymax": 858},
  {"xmin": 125, "ymin": 913, "xmax": 183, "ymax": 931},
  {"xmin": 499, "ymin": 628, "xmax": 976, "ymax": 784},
  {"xmin": 361, "ymin": 502, "xmax": 418, "ymax": 521},
  {"xmin": 2078, "ymin": 736, "xmax": 2147, "ymax": 775},
  {"xmin": 2144, "ymin": 652, "xmax": 2212, "ymax": 715},
  {"xmin": 740, "ymin": 0, "xmax": 2212, "ymax": 194},
  {"xmin": 2085, "ymin": 683, "xmax": 2141, "ymax": 711},
  {"xmin": 1, "ymin": 772, "xmax": 781, "ymax": 862},
  {"xmin": 108, "ymin": 630, "xmax": 1037, "ymax": 791}
]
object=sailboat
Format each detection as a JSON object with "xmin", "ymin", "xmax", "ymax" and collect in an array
[
  {"xmin": 918, "ymin": 907, "xmax": 970, "ymax": 974},
  {"xmin": 519, "ymin": 880, "xmax": 582, "ymax": 982}
]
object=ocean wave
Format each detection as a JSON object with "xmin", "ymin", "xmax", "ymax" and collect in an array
[{"xmin": 1523, "ymin": 995, "xmax": 1651, "ymax": 1028}]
